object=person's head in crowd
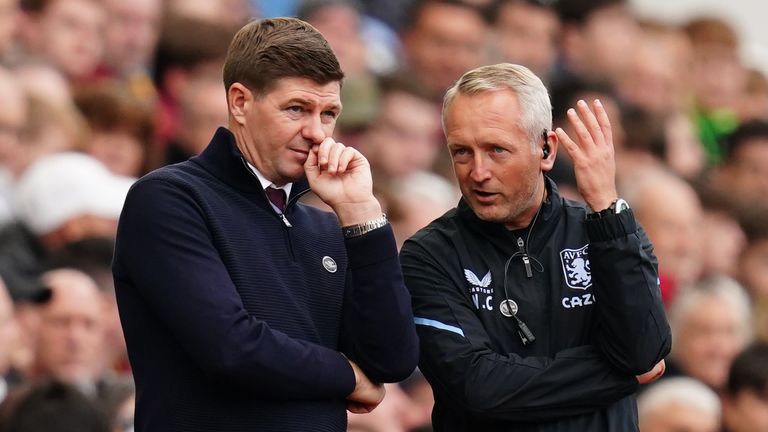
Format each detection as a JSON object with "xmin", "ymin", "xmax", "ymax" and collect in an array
[
  {"xmin": 164, "ymin": 0, "xmax": 252, "ymax": 28},
  {"xmin": 101, "ymin": 0, "xmax": 162, "ymax": 77},
  {"xmin": 738, "ymin": 204, "xmax": 768, "ymax": 300},
  {"xmin": 13, "ymin": 152, "xmax": 134, "ymax": 250},
  {"xmin": 386, "ymin": 171, "xmax": 458, "ymax": 248},
  {"xmin": 152, "ymin": 14, "xmax": 235, "ymax": 143},
  {"xmin": 637, "ymin": 377, "xmax": 721, "ymax": 432},
  {"xmin": 617, "ymin": 20, "xmax": 693, "ymax": 116},
  {"xmin": 13, "ymin": 63, "xmax": 72, "ymax": 109},
  {"xmin": 556, "ymin": 0, "xmax": 640, "ymax": 85},
  {"xmin": 623, "ymin": 168, "xmax": 703, "ymax": 296},
  {"xmin": 722, "ymin": 343, "xmax": 768, "ymax": 432},
  {"xmin": 46, "ymin": 238, "xmax": 129, "ymax": 375},
  {"xmin": 0, "ymin": 380, "xmax": 109, "ymax": 432},
  {"xmin": 0, "ymin": 67, "xmax": 28, "ymax": 178},
  {"xmin": 738, "ymin": 68, "xmax": 768, "ymax": 122},
  {"xmin": 493, "ymin": 0, "xmax": 560, "ymax": 81},
  {"xmin": 668, "ymin": 276, "xmax": 752, "ymax": 391},
  {"xmin": 0, "ymin": 0, "xmax": 20, "ymax": 59},
  {"xmin": 18, "ymin": 0, "xmax": 106, "ymax": 82},
  {"xmin": 356, "ymin": 73, "xmax": 442, "ymax": 180},
  {"xmin": 75, "ymin": 81, "xmax": 156, "ymax": 177},
  {"xmin": 715, "ymin": 120, "xmax": 768, "ymax": 203},
  {"xmin": 695, "ymin": 185, "xmax": 747, "ymax": 279},
  {"xmin": 31, "ymin": 269, "xmax": 106, "ymax": 392},
  {"xmin": 684, "ymin": 17, "xmax": 746, "ymax": 113},
  {"xmin": 298, "ymin": 0, "xmax": 367, "ymax": 77},
  {"xmin": 663, "ymin": 110, "xmax": 706, "ymax": 180},
  {"xmin": 401, "ymin": 0, "xmax": 491, "ymax": 100},
  {"xmin": 165, "ymin": 75, "xmax": 228, "ymax": 164},
  {"xmin": 298, "ymin": 0, "xmax": 380, "ymax": 132}
]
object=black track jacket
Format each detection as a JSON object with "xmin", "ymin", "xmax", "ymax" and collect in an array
[{"xmin": 400, "ymin": 179, "xmax": 671, "ymax": 431}]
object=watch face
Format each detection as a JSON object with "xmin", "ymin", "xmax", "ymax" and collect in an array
[{"xmin": 615, "ymin": 199, "xmax": 629, "ymax": 213}]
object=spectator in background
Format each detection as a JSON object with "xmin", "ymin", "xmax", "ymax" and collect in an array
[
  {"xmin": 400, "ymin": 0, "xmax": 491, "ymax": 101},
  {"xmin": 666, "ymin": 276, "xmax": 752, "ymax": 392},
  {"xmin": 713, "ymin": 120, "xmax": 768, "ymax": 204},
  {"xmin": 29, "ymin": 269, "xmax": 107, "ymax": 394},
  {"xmin": 722, "ymin": 343, "xmax": 768, "ymax": 432},
  {"xmin": 696, "ymin": 186, "xmax": 747, "ymax": 280},
  {"xmin": 738, "ymin": 68, "xmax": 768, "ymax": 122},
  {"xmin": 737, "ymin": 206, "xmax": 768, "ymax": 342},
  {"xmin": 163, "ymin": 75, "xmax": 228, "ymax": 165},
  {"xmin": 13, "ymin": 63, "xmax": 72, "ymax": 109},
  {"xmin": 152, "ymin": 15, "xmax": 235, "ymax": 146},
  {"xmin": 46, "ymin": 238, "xmax": 130, "ymax": 375},
  {"xmin": 98, "ymin": 0, "xmax": 162, "ymax": 103},
  {"xmin": 0, "ymin": 380, "xmax": 110, "ymax": 432},
  {"xmin": 0, "ymin": 153, "xmax": 132, "ymax": 301},
  {"xmin": 164, "ymin": 0, "xmax": 252, "ymax": 28},
  {"xmin": 75, "ymin": 81, "xmax": 156, "ymax": 177},
  {"xmin": 555, "ymin": 0, "xmax": 640, "ymax": 86},
  {"xmin": 299, "ymin": 0, "xmax": 380, "ymax": 132},
  {"xmin": 684, "ymin": 17, "xmax": 746, "ymax": 166},
  {"xmin": 617, "ymin": 20, "xmax": 693, "ymax": 117},
  {"xmin": 637, "ymin": 377, "xmax": 721, "ymax": 432},
  {"xmin": 355, "ymin": 73, "xmax": 442, "ymax": 182},
  {"xmin": 17, "ymin": 0, "xmax": 105, "ymax": 84},
  {"xmin": 624, "ymin": 169, "xmax": 704, "ymax": 303},
  {"xmin": 385, "ymin": 171, "xmax": 458, "ymax": 248},
  {"xmin": 492, "ymin": 0, "xmax": 560, "ymax": 82}
]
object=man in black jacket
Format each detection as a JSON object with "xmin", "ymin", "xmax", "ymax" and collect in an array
[{"xmin": 400, "ymin": 63, "xmax": 670, "ymax": 431}]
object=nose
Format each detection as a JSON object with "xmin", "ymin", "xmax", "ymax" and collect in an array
[
  {"xmin": 301, "ymin": 114, "xmax": 326, "ymax": 145},
  {"xmin": 470, "ymin": 154, "xmax": 491, "ymax": 183}
]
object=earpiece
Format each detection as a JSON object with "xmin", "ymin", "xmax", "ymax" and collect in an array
[{"xmin": 542, "ymin": 143, "xmax": 550, "ymax": 159}]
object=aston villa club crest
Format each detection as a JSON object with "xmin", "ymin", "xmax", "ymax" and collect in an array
[{"xmin": 560, "ymin": 245, "xmax": 592, "ymax": 290}]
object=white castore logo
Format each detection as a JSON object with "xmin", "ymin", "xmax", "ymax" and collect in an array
[
  {"xmin": 465, "ymin": 269, "xmax": 494, "ymax": 311},
  {"xmin": 560, "ymin": 245, "xmax": 591, "ymax": 290}
]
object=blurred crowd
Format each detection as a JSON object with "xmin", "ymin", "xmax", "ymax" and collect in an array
[{"xmin": 0, "ymin": 0, "xmax": 766, "ymax": 431}]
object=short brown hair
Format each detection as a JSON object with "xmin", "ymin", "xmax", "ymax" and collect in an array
[{"xmin": 222, "ymin": 17, "xmax": 344, "ymax": 95}]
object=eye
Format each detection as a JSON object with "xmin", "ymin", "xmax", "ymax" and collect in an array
[
  {"xmin": 492, "ymin": 146, "xmax": 507, "ymax": 154},
  {"xmin": 286, "ymin": 106, "xmax": 303, "ymax": 113},
  {"xmin": 321, "ymin": 110, "xmax": 338, "ymax": 119}
]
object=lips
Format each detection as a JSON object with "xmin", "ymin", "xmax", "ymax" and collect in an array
[{"xmin": 473, "ymin": 190, "xmax": 498, "ymax": 204}]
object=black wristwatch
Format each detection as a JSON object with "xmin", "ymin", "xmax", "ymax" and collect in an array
[{"xmin": 587, "ymin": 198, "xmax": 630, "ymax": 220}]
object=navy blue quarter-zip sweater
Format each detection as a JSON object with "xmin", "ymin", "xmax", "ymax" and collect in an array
[{"xmin": 113, "ymin": 128, "xmax": 418, "ymax": 432}]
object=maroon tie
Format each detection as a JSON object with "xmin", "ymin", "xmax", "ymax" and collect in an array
[{"xmin": 265, "ymin": 187, "xmax": 286, "ymax": 212}]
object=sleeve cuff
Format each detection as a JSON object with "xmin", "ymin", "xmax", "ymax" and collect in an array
[
  {"xmin": 344, "ymin": 223, "xmax": 398, "ymax": 269},
  {"xmin": 585, "ymin": 208, "xmax": 638, "ymax": 242}
]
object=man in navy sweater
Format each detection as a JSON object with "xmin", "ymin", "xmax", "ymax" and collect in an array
[{"xmin": 112, "ymin": 17, "xmax": 418, "ymax": 432}]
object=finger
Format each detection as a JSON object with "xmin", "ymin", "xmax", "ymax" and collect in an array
[
  {"xmin": 592, "ymin": 99, "xmax": 613, "ymax": 148},
  {"xmin": 317, "ymin": 137, "xmax": 336, "ymax": 170},
  {"xmin": 336, "ymin": 147, "xmax": 358, "ymax": 173},
  {"xmin": 326, "ymin": 141, "xmax": 345, "ymax": 174},
  {"xmin": 566, "ymin": 106, "xmax": 595, "ymax": 151},
  {"xmin": 575, "ymin": 99, "xmax": 603, "ymax": 146},
  {"xmin": 304, "ymin": 144, "xmax": 320, "ymax": 171},
  {"xmin": 555, "ymin": 127, "xmax": 582, "ymax": 162}
]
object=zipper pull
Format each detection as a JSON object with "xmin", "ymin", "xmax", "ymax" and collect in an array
[
  {"xmin": 517, "ymin": 238, "xmax": 533, "ymax": 278},
  {"xmin": 279, "ymin": 213, "xmax": 292, "ymax": 227}
]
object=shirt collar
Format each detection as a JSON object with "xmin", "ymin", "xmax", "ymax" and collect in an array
[{"xmin": 246, "ymin": 161, "xmax": 293, "ymax": 198}]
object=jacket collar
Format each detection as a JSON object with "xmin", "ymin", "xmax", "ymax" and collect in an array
[
  {"xmin": 191, "ymin": 127, "xmax": 310, "ymax": 203},
  {"xmin": 456, "ymin": 176, "xmax": 563, "ymax": 255}
]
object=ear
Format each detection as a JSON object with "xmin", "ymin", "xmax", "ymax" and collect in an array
[
  {"xmin": 228, "ymin": 83, "xmax": 251, "ymax": 126},
  {"xmin": 540, "ymin": 130, "xmax": 558, "ymax": 172}
]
